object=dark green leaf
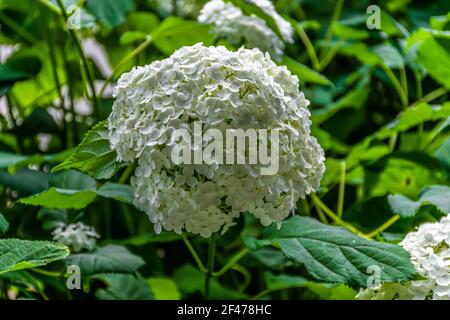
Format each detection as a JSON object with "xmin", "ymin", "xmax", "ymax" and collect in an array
[
  {"xmin": 388, "ymin": 185, "xmax": 450, "ymax": 218},
  {"xmin": 64, "ymin": 245, "xmax": 145, "ymax": 276},
  {"xmin": 244, "ymin": 216, "xmax": 418, "ymax": 287},
  {"xmin": 93, "ymin": 273, "xmax": 153, "ymax": 300},
  {"xmin": 52, "ymin": 121, "xmax": 123, "ymax": 180}
]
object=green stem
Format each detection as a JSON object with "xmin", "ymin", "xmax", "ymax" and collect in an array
[
  {"xmin": 366, "ymin": 215, "xmax": 400, "ymax": 238},
  {"xmin": 118, "ymin": 164, "xmax": 136, "ymax": 184},
  {"xmin": 315, "ymin": 203, "xmax": 328, "ymax": 224},
  {"xmin": 319, "ymin": 0, "xmax": 344, "ymax": 60},
  {"xmin": 61, "ymin": 47, "xmax": 79, "ymax": 146},
  {"xmin": 381, "ymin": 64, "xmax": 408, "ymax": 107},
  {"xmin": 420, "ymin": 118, "xmax": 449, "ymax": 150},
  {"xmin": 410, "ymin": 86, "xmax": 447, "ymax": 108},
  {"xmin": 318, "ymin": 43, "xmax": 341, "ymax": 71},
  {"xmin": 414, "ymin": 70, "xmax": 423, "ymax": 100},
  {"xmin": 204, "ymin": 233, "xmax": 217, "ymax": 299},
  {"xmin": 400, "ymin": 66, "xmax": 408, "ymax": 106},
  {"xmin": 45, "ymin": 26, "xmax": 68, "ymax": 148},
  {"xmin": 30, "ymin": 268, "xmax": 62, "ymax": 277},
  {"xmin": 337, "ymin": 160, "xmax": 346, "ymax": 217},
  {"xmin": 295, "ymin": 25, "xmax": 320, "ymax": 70},
  {"xmin": 99, "ymin": 36, "xmax": 153, "ymax": 98},
  {"xmin": 181, "ymin": 234, "xmax": 206, "ymax": 273},
  {"xmin": 0, "ymin": 11, "xmax": 40, "ymax": 45},
  {"xmin": 231, "ymin": 264, "xmax": 251, "ymax": 292},
  {"xmin": 311, "ymin": 194, "xmax": 368, "ymax": 238},
  {"xmin": 212, "ymin": 248, "xmax": 250, "ymax": 277},
  {"xmin": 56, "ymin": 0, "xmax": 99, "ymax": 120}
]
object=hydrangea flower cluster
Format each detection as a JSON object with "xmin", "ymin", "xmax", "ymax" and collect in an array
[
  {"xmin": 52, "ymin": 222, "xmax": 100, "ymax": 252},
  {"xmin": 108, "ymin": 43, "xmax": 325, "ymax": 237},
  {"xmin": 358, "ymin": 215, "xmax": 450, "ymax": 300},
  {"xmin": 150, "ymin": 0, "xmax": 206, "ymax": 18},
  {"xmin": 198, "ymin": 0, "xmax": 293, "ymax": 60}
]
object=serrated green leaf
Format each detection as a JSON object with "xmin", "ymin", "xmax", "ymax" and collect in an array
[
  {"xmin": 52, "ymin": 121, "xmax": 123, "ymax": 180},
  {"xmin": 93, "ymin": 273, "xmax": 153, "ymax": 300},
  {"xmin": 244, "ymin": 216, "xmax": 418, "ymax": 288},
  {"xmin": 388, "ymin": 185, "xmax": 450, "ymax": 218},
  {"xmin": 64, "ymin": 245, "xmax": 145, "ymax": 276},
  {"xmin": 96, "ymin": 182, "xmax": 133, "ymax": 204},
  {"xmin": 18, "ymin": 170, "xmax": 97, "ymax": 209},
  {"xmin": 0, "ymin": 239, "xmax": 69, "ymax": 274},
  {"xmin": 18, "ymin": 188, "xmax": 97, "ymax": 209}
]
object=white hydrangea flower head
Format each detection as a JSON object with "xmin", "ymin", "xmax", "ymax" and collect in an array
[
  {"xmin": 198, "ymin": 0, "xmax": 292, "ymax": 60},
  {"xmin": 247, "ymin": 0, "xmax": 294, "ymax": 43},
  {"xmin": 358, "ymin": 215, "xmax": 450, "ymax": 300},
  {"xmin": 151, "ymin": 0, "xmax": 205, "ymax": 18},
  {"xmin": 52, "ymin": 222, "xmax": 100, "ymax": 252},
  {"xmin": 108, "ymin": 43, "xmax": 325, "ymax": 237}
]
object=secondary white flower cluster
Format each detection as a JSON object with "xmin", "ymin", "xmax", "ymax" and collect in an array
[
  {"xmin": 198, "ymin": 0, "xmax": 293, "ymax": 60},
  {"xmin": 108, "ymin": 43, "xmax": 325, "ymax": 237},
  {"xmin": 52, "ymin": 222, "xmax": 100, "ymax": 252},
  {"xmin": 151, "ymin": 0, "xmax": 205, "ymax": 18},
  {"xmin": 358, "ymin": 215, "xmax": 450, "ymax": 300}
]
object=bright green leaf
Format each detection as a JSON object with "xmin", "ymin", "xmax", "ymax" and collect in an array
[{"xmin": 0, "ymin": 239, "xmax": 69, "ymax": 274}]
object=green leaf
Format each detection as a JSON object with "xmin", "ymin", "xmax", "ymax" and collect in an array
[
  {"xmin": 312, "ymin": 83, "xmax": 369, "ymax": 124},
  {"xmin": 10, "ymin": 107, "xmax": 60, "ymax": 136},
  {"xmin": 388, "ymin": 185, "xmax": 450, "ymax": 218},
  {"xmin": 126, "ymin": 11, "xmax": 160, "ymax": 34},
  {"xmin": 64, "ymin": 245, "xmax": 145, "ymax": 276},
  {"xmin": 0, "ymin": 152, "xmax": 27, "ymax": 168},
  {"xmin": 0, "ymin": 212, "xmax": 9, "ymax": 233},
  {"xmin": 333, "ymin": 23, "xmax": 369, "ymax": 40},
  {"xmin": 93, "ymin": 273, "xmax": 153, "ymax": 300},
  {"xmin": 108, "ymin": 231, "xmax": 181, "ymax": 246},
  {"xmin": 416, "ymin": 36, "xmax": 450, "ymax": 89},
  {"xmin": 244, "ymin": 216, "xmax": 418, "ymax": 287},
  {"xmin": 262, "ymin": 272, "xmax": 356, "ymax": 300},
  {"xmin": 18, "ymin": 188, "xmax": 97, "ymax": 209},
  {"xmin": 0, "ymin": 168, "xmax": 51, "ymax": 197},
  {"xmin": 96, "ymin": 182, "xmax": 133, "ymax": 204},
  {"xmin": 282, "ymin": 56, "xmax": 332, "ymax": 86},
  {"xmin": 18, "ymin": 170, "xmax": 97, "ymax": 209},
  {"xmin": 0, "ymin": 239, "xmax": 69, "ymax": 274},
  {"xmin": 365, "ymin": 152, "xmax": 448, "ymax": 198},
  {"xmin": 119, "ymin": 31, "xmax": 147, "ymax": 45},
  {"xmin": 85, "ymin": 0, "xmax": 134, "ymax": 28},
  {"xmin": 147, "ymin": 277, "xmax": 181, "ymax": 300},
  {"xmin": 376, "ymin": 102, "xmax": 450, "ymax": 140},
  {"xmin": 152, "ymin": 17, "xmax": 215, "ymax": 55},
  {"xmin": 52, "ymin": 121, "xmax": 123, "ymax": 180},
  {"xmin": 372, "ymin": 43, "xmax": 404, "ymax": 69}
]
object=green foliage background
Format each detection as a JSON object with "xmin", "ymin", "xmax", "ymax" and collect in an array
[{"xmin": 0, "ymin": 0, "xmax": 449, "ymax": 300}]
